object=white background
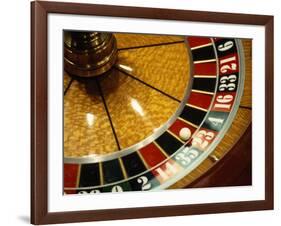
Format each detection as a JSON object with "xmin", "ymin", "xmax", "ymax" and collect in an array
[{"xmin": 0, "ymin": 0, "xmax": 279, "ymax": 225}]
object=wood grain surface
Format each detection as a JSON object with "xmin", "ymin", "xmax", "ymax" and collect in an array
[{"xmin": 64, "ymin": 34, "xmax": 190, "ymax": 156}]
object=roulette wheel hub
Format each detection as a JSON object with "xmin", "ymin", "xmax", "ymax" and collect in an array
[{"xmin": 64, "ymin": 31, "xmax": 117, "ymax": 77}]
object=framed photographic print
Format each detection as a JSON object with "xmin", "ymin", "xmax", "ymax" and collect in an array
[{"xmin": 31, "ymin": 1, "xmax": 274, "ymax": 224}]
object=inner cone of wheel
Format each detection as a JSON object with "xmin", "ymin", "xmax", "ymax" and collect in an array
[{"xmin": 64, "ymin": 31, "xmax": 117, "ymax": 77}]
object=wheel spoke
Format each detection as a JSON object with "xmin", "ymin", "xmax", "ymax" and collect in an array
[
  {"xmin": 95, "ymin": 78, "xmax": 121, "ymax": 151},
  {"xmin": 117, "ymin": 40, "xmax": 185, "ymax": 51},
  {"xmin": 64, "ymin": 78, "xmax": 74, "ymax": 96},
  {"xmin": 115, "ymin": 65, "xmax": 181, "ymax": 103}
]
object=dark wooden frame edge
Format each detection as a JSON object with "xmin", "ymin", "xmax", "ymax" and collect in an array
[{"xmin": 31, "ymin": 1, "xmax": 274, "ymax": 224}]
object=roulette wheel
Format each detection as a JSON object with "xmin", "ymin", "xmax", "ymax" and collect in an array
[{"xmin": 63, "ymin": 31, "xmax": 252, "ymax": 194}]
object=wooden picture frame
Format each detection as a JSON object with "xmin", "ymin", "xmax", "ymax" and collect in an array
[{"xmin": 31, "ymin": 1, "xmax": 274, "ymax": 224}]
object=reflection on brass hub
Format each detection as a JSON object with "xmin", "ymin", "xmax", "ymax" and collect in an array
[{"xmin": 64, "ymin": 31, "xmax": 117, "ymax": 77}]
